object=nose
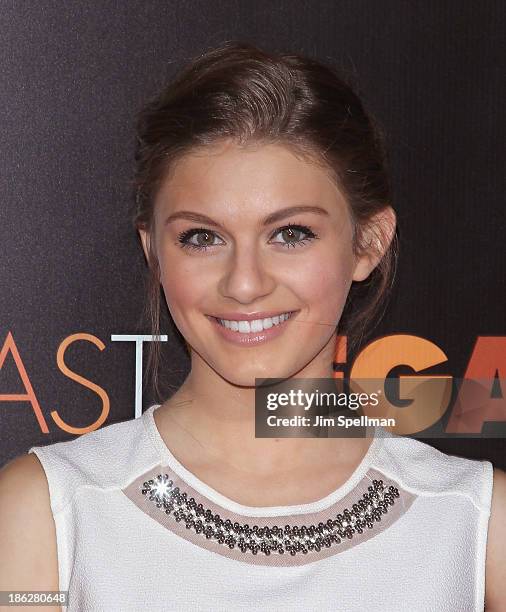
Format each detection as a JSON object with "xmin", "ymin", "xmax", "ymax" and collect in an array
[{"xmin": 217, "ymin": 241, "xmax": 276, "ymax": 305}]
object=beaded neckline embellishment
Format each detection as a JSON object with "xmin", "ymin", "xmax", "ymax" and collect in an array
[
  {"xmin": 141, "ymin": 472, "xmax": 398, "ymax": 557},
  {"xmin": 123, "ymin": 464, "xmax": 417, "ymax": 566}
]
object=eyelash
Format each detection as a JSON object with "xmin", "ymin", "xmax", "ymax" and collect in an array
[{"xmin": 176, "ymin": 223, "xmax": 320, "ymax": 252}]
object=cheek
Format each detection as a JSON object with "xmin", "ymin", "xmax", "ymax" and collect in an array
[
  {"xmin": 158, "ymin": 259, "xmax": 210, "ymax": 319},
  {"xmin": 290, "ymin": 245, "xmax": 355, "ymax": 317}
]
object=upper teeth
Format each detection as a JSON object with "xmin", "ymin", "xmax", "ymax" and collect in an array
[{"xmin": 217, "ymin": 312, "xmax": 292, "ymax": 333}]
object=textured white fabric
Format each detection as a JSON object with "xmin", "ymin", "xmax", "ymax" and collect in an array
[{"xmin": 28, "ymin": 404, "xmax": 493, "ymax": 612}]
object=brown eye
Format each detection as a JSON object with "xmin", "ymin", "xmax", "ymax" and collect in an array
[
  {"xmin": 196, "ymin": 231, "xmax": 215, "ymax": 246},
  {"xmin": 270, "ymin": 224, "xmax": 319, "ymax": 249},
  {"xmin": 177, "ymin": 228, "xmax": 225, "ymax": 252},
  {"xmin": 281, "ymin": 227, "xmax": 302, "ymax": 244}
]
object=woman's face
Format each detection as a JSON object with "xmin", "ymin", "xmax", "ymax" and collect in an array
[{"xmin": 139, "ymin": 139, "xmax": 376, "ymax": 386}]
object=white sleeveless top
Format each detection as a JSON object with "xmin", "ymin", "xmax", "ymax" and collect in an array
[{"xmin": 28, "ymin": 404, "xmax": 493, "ymax": 612}]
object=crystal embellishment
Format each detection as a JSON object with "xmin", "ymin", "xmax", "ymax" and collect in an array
[{"xmin": 141, "ymin": 474, "xmax": 400, "ymax": 557}]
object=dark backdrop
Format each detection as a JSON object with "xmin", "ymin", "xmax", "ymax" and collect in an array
[{"xmin": 1, "ymin": 1, "xmax": 505, "ymax": 468}]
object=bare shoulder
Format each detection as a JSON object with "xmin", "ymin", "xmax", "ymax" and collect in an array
[
  {"xmin": 485, "ymin": 467, "xmax": 506, "ymax": 611},
  {"xmin": 0, "ymin": 454, "xmax": 61, "ymax": 612}
]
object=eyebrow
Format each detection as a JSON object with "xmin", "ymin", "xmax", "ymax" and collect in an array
[{"xmin": 164, "ymin": 205, "xmax": 330, "ymax": 228}]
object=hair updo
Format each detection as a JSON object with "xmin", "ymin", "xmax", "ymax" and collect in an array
[{"xmin": 131, "ymin": 41, "xmax": 398, "ymax": 401}]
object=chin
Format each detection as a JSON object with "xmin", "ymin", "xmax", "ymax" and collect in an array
[{"xmin": 214, "ymin": 359, "xmax": 301, "ymax": 388}]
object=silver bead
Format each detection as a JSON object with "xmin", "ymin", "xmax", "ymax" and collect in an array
[{"xmin": 141, "ymin": 475, "xmax": 396, "ymax": 558}]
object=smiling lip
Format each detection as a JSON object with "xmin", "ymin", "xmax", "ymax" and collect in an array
[{"xmin": 206, "ymin": 310, "xmax": 300, "ymax": 346}]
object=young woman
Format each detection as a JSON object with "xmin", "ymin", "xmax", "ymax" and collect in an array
[{"xmin": 1, "ymin": 42, "xmax": 505, "ymax": 611}]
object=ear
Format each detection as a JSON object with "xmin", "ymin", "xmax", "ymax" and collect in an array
[
  {"xmin": 352, "ymin": 206, "xmax": 397, "ymax": 282},
  {"xmin": 138, "ymin": 228, "xmax": 150, "ymax": 263}
]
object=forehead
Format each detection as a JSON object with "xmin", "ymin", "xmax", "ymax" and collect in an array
[{"xmin": 154, "ymin": 140, "xmax": 346, "ymax": 212}]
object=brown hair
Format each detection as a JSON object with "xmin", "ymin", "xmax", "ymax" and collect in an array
[{"xmin": 131, "ymin": 41, "xmax": 398, "ymax": 402}]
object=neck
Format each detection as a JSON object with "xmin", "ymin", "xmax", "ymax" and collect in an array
[{"xmin": 155, "ymin": 334, "xmax": 372, "ymax": 478}]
